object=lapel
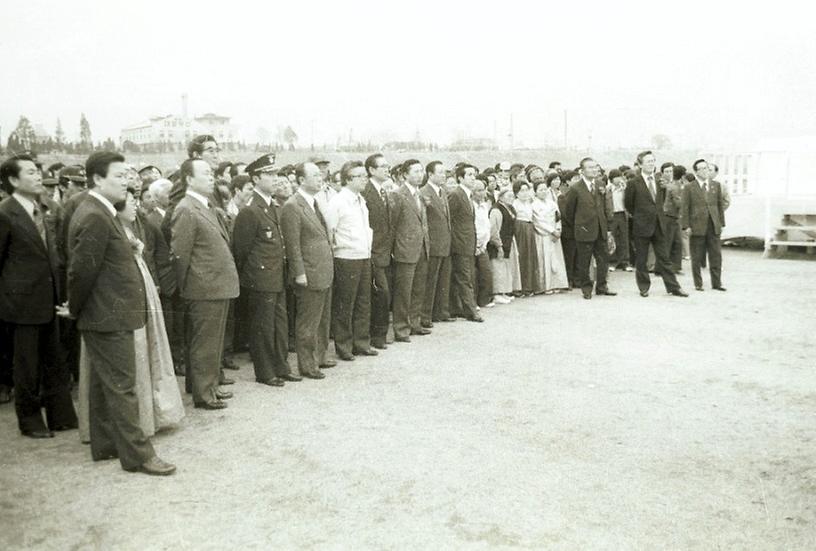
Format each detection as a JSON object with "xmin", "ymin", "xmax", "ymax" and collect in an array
[
  {"xmin": 7, "ymin": 197, "xmax": 48, "ymax": 256},
  {"xmin": 87, "ymin": 194, "xmax": 128, "ymax": 241},
  {"xmin": 638, "ymin": 174, "xmax": 656, "ymax": 204},
  {"xmin": 295, "ymin": 192, "xmax": 327, "ymax": 236},
  {"xmin": 252, "ymin": 191, "xmax": 279, "ymax": 227},
  {"xmin": 579, "ymin": 179, "xmax": 595, "ymax": 207},
  {"xmin": 190, "ymin": 196, "xmax": 230, "ymax": 243},
  {"xmin": 401, "ymin": 184, "xmax": 422, "ymax": 221}
]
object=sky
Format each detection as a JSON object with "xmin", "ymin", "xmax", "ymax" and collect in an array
[{"xmin": 2, "ymin": 0, "xmax": 816, "ymax": 151}]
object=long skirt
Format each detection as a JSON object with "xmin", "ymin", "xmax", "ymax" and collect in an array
[
  {"xmin": 514, "ymin": 220, "xmax": 540, "ymax": 293},
  {"xmin": 534, "ymin": 232, "xmax": 570, "ymax": 291},
  {"xmin": 491, "ymin": 239, "xmax": 522, "ymax": 294}
]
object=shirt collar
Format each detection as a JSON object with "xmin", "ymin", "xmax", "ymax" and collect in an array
[
  {"xmin": 88, "ymin": 190, "xmax": 118, "ymax": 216},
  {"xmin": 696, "ymin": 176, "xmax": 707, "ymax": 187},
  {"xmin": 405, "ymin": 183, "xmax": 419, "ymax": 196},
  {"xmin": 458, "ymin": 183, "xmax": 472, "ymax": 199},
  {"xmin": 298, "ymin": 187, "xmax": 316, "ymax": 207},
  {"xmin": 582, "ymin": 177, "xmax": 594, "ymax": 190},
  {"xmin": 12, "ymin": 193, "xmax": 37, "ymax": 217},
  {"xmin": 369, "ymin": 179, "xmax": 383, "ymax": 193},
  {"xmin": 340, "ymin": 186, "xmax": 360, "ymax": 201},
  {"xmin": 155, "ymin": 206, "xmax": 166, "ymax": 218},
  {"xmin": 428, "ymin": 181, "xmax": 441, "ymax": 195},
  {"xmin": 186, "ymin": 189, "xmax": 209, "ymax": 208},
  {"xmin": 254, "ymin": 189, "xmax": 273, "ymax": 206}
]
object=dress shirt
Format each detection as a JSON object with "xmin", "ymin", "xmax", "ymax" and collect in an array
[
  {"xmin": 427, "ymin": 181, "xmax": 442, "ymax": 197},
  {"xmin": 697, "ymin": 177, "xmax": 708, "ymax": 191},
  {"xmin": 255, "ymin": 189, "xmax": 273, "ymax": 207},
  {"xmin": 155, "ymin": 206, "xmax": 166, "ymax": 219},
  {"xmin": 298, "ymin": 188, "xmax": 317, "ymax": 211},
  {"xmin": 611, "ymin": 185, "xmax": 626, "ymax": 212},
  {"xmin": 185, "ymin": 189, "xmax": 209, "ymax": 208},
  {"xmin": 88, "ymin": 190, "xmax": 118, "ymax": 216},
  {"xmin": 458, "ymin": 183, "xmax": 472, "ymax": 200},
  {"xmin": 12, "ymin": 193, "xmax": 36, "ymax": 219},
  {"xmin": 473, "ymin": 201, "xmax": 492, "ymax": 253},
  {"xmin": 582, "ymin": 177, "xmax": 594, "ymax": 193},
  {"xmin": 325, "ymin": 187, "xmax": 372, "ymax": 259}
]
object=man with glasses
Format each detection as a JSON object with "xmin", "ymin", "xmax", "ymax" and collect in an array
[{"xmin": 361, "ymin": 154, "xmax": 393, "ymax": 350}]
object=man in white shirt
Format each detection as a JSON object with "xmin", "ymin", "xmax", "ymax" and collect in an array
[
  {"xmin": 472, "ymin": 179, "xmax": 494, "ymax": 308},
  {"xmin": 324, "ymin": 161, "xmax": 377, "ymax": 360}
]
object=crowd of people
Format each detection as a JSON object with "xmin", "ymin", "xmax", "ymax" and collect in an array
[{"xmin": 0, "ymin": 135, "xmax": 729, "ymax": 476}]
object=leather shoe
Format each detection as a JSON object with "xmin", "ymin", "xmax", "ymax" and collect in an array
[
  {"xmin": 302, "ymin": 371, "xmax": 325, "ymax": 380},
  {"xmin": 596, "ymin": 290, "xmax": 617, "ymax": 296},
  {"xmin": 394, "ymin": 336, "xmax": 411, "ymax": 343},
  {"xmin": 372, "ymin": 341, "xmax": 388, "ymax": 350},
  {"xmin": 411, "ymin": 327, "xmax": 431, "ymax": 336},
  {"xmin": 695, "ymin": 286, "xmax": 704, "ymax": 291},
  {"xmin": 222, "ymin": 358, "xmax": 241, "ymax": 370},
  {"xmin": 131, "ymin": 456, "xmax": 176, "ymax": 476},
  {"xmin": 582, "ymin": 292, "xmax": 592, "ymax": 300},
  {"xmin": 257, "ymin": 378, "xmax": 285, "ymax": 387},
  {"xmin": 21, "ymin": 429, "xmax": 54, "ymax": 439},
  {"xmin": 194, "ymin": 400, "xmax": 227, "ymax": 410},
  {"xmin": 640, "ymin": 291, "xmax": 649, "ymax": 297},
  {"xmin": 714, "ymin": 286, "xmax": 727, "ymax": 292},
  {"xmin": 670, "ymin": 289, "xmax": 689, "ymax": 297},
  {"xmin": 215, "ymin": 390, "xmax": 233, "ymax": 400},
  {"xmin": 353, "ymin": 348, "xmax": 379, "ymax": 356},
  {"xmin": 0, "ymin": 385, "xmax": 11, "ymax": 404},
  {"xmin": 219, "ymin": 376, "xmax": 235, "ymax": 385},
  {"xmin": 420, "ymin": 321, "xmax": 434, "ymax": 329},
  {"xmin": 319, "ymin": 360, "xmax": 337, "ymax": 369},
  {"xmin": 337, "ymin": 353, "xmax": 355, "ymax": 361},
  {"xmin": 280, "ymin": 373, "xmax": 302, "ymax": 382},
  {"xmin": 467, "ymin": 315, "xmax": 485, "ymax": 323},
  {"xmin": 436, "ymin": 317, "xmax": 457, "ymax": 322}
]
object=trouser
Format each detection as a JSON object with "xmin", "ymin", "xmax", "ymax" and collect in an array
[
  {"xmin": 422, "ymin": 255, "xmax": 451, "ymax": 324},
  {"xmin": 0, "ymin": 321, "xmax": 13, "ymax": 388},
  {"xmin": 11, "ymin": 320, "xmax": 76, "ymax": 432},
  {"xmin": 58, "ymin": 317, "xmax": 80, "ymax": 383},
  {"xmin": 392, "ymin": 256, "xmax": 428, "ymax": 338},
  {"xmin": 370, "ymin": 263, "xmax": 391, "ymax": 346},
  {"xmin": 83, "ymin": 330, "xmax": 155, "ymax": 470},
  {"xmin": 574, "ymin": 236, "xmax": 609, "ymax": 295},
  {"xmin": 233, "ymin": 292, "xmax": 251, "ymax": 352},
  {"xmin": 332, "ymin": 258, "xmax": 372, "ymax": 356},
  {"xmin": 184, "ymin": 299, "xmax": 229, "ymax": 404},
  {"xmin": 450, "ymin": 253, "xmax": 479, "ymax": 318},
  {"xmin": 561, "ymin": 237, "xmax": 577, "ymax": 287},
  {"xmin": 633, "ymin": 227, "xmax": 681, "ymax": 294},
  {"xmin": 286, "ymin": 286, "xmax": 297, "ymax": 350},
  {"xmin": 245, "ymin": 288, "xmax": 290, "ymax": 382},
  {"xmin": 160, "ymin": 292, "xmax": 184, "ymax": 367},
  {"xmin": 665, "ymin": 217, "xmax": 683, "ymax": 272},
  {"xmin": 609, "ymin": 212, "xmax": 630, "ymax": 267},
  {"xmin": 472, "ymin": 252, "xmax": 494, "ymax": 307},
  {"xmin": 691, "ymin": 218, "xmax": 723, "ymax": 289},
  {"xmin": 294, "ymin": 286, "xmax": 332, "ymax": 374}
]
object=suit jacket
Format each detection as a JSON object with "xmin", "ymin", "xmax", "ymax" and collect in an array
[
  {"xmin": 360, "ymin": 180, "xmax": 392, "ymax": 267},
  {"xmin": 143, "ymin": 210, "xmax": 176, "ymax": 296},
  {"xmin": 0, "ymin": 196, "xmax": 61, "ymax": 324},
  {"xmin": 59, "ymin": 189, "xmax": 89, "ymax": 264},
  {"xmin": 67, "ymin": 194, "xmax": 146, "ymax": 332},
  {"xmin": 557, "ymin": 193, "xmax": 573, "ymax": 239},
  {"xmin": 680, "ymin": 180, "xmax": 725, "ymax": 236},
  {"xmin": 390, "ymin": 184, "xmax": 430, "ymax": 263},
  {"xmin": 280, "ymin": 192, "xmax": 333, "ymax": 290},
  {"xmin": 624, "ymin": 172, "xmax": 669, "ymax": 238},
  {"xmin": 448, "ymin": 186, "xmax": 477, "ymax": 256},
  {"xmin": 562, "ymin": 179, "xmax": 608, "ymax": 243},
  {"xmin": 232, "ymin": 191, "xmax": 286, "ymax": 293},
  {"xmin": 170, "ymin": 195, "xmax": 240, "ymax": 301},
  {"xmin": 663, "ymin": 180, "xmax": 683, "ymax": 219},
  {"xmin": 420, "ymin": 183, "xmax": 451, "ymax": 257}
]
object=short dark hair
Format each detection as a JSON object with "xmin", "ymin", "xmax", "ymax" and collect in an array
[
  {"xmin": 187, "ymin": 135, "xmax": 217, "ymax": 159},
  {"xmin": 563, "ymin": 170, "xmax": 578, "ymax": 181},
  {"xmin": 693, "ymin": 159, "xmax": 707, "ymax": 172},
  {"xmin": 426, "ymin": 161, "xmax": 443, "ymax": 176},
  {"xmin": 548, "ymin": 161, "xmax": 561, "ymax": 169},
  {"xmin": 216, "ymin": 161, "xmax": 233, "ymax": 179},
  {"xmin": 230, "ymin": 163, "xmax": 246, "ymax": 179},
  {"xmin": 340, "ymin": 160, "xmax": 364, "ymax": 185},
  {"xmin": 710, "ymin": 163, "xmax": 719, "ymax": 173},
  {"xmin": 47, "ymin": 162, "xmax": 65, "ymax": 177},
  {"xmin": 86, "ymin": 151, "xmax": 125, "ymax": 188},
  {"xmin": 179, "ymin": 159, "xmax": 197, "ymax": 189},
  {"xmin": 402, "ymin": 159, "xmax": 422, "ymax": 176},
  {"xmin": 231, "ymin": 174, "xmax": 252, "ymax": 193},
  {"xmin": 455, "ymin": 163, "xmax": 476, "ymax": 182},
  {"xmin": 364, "ymin": 154, "xmax": 384, "ymax": 176},
  {"xmin": 0, "ymin": 154, "xmax": 36, "ymax": 194},
  {"xmin": 294, "ymin": 162, "xmax": 308, "ymax": 185},
  {"xmin": 636, "ymin": 150, "xmax": 654, "ymax": 165},
  {"xmin": 660, "ymin": 162, "xmax": 674, "ymax": 172},
  {"xmin": 579, "ymin": 157, "xmax": 595, "ymax": 170},
  {"xmin": 545, "ymin": 172, "xmax": 561, "ymax": 187},
  {"xmin": 673, "ymin": 165, "xmax": 687, "ymax": 180}
]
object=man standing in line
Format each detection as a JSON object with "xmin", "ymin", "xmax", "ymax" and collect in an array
[
  {"xmin": 605, "ymin": 169, "xmax": 632, "ymax": 272},
  {"xmin": 170, "ymin": 159, "xmax": 240, "ymax": 409},
  {"xmin": 360, "ymin": 154, "xmax": 393, "ymax": 350},
  {"xmin": 420, "ymin": 160, "xmax": 454, "ymax": 327},
  {"xmin": 325, "ymin": 161, "xmax": 377, "ymax": 361},
  {"xmin": 682, "ymin": 159, "xmax": 726, "ymax": 292},
  {"xmin": 281, "ymin": 162, "xmax": 336, "ymax": 378},
  {"xmin": 623, "ymin": 151, "xmax": 687, "ymax": 298},
  {"xmin": 389, "ymin": 160, "xmax": 431, "ymax": 342},
  {"xmin": 447, "ymin": 164, "xmax": 484, "ymax": 321},
  {"xmin": 66, "ymin": 151, "xmax": 174, "ymax": 475},
  {"xmin": 232, "ymin": 154, "xmax": 301, "ymax": 387},
  {"xmin": 562, "ymin": 158, "xmax": 617, "ymax": 300}
]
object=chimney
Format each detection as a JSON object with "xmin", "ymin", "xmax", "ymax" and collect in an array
[{"xmin": 181, "ymin": 93, "xmax": 189, "ymax": 120}]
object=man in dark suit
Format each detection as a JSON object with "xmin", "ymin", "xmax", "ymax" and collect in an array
[
  {"xmin": 681, "ymin": 159, "xmax": 726, "ymax": 292},
  {"xmin": 447, "ymin": 164, "xmax": 484, "ymax": 321},
  {"xmin": 0, "ymin": 155, "xmax": 77, "ymax": 438},
  {"xmin": 389, "ymin": 160, "xmax": 432, "ymax": 342},
  {"xmin": 623, "ymin": 151, "xmax": 688, "ymax": 298},
  {"xmin": 557, "ymin": 170, "xmax": 579, "ymax": 289},
  {"xmin": 66, "ymin": 151, "xmax": 174, "ymax": 475},
  {"xmin": 281, "ymin": 162, "xmax": 336, "ymax": 379},
  {"xmin": 420, "ymin": 161, "xmax": 454, "ymax": 327},
  {"xmin": 233, "ymin": 154, "xmax": 300, "ymax": 387},
  {"xmin": 171, "ymin": 159, "xmax": 240, "ymax": 409},
  {"xmin": 360, "ymin": 154, "xmax": 393, "ymax": 350},
  {"xmin": 562, "ymin": 158, "xmax": 617, "ymax": 300}
]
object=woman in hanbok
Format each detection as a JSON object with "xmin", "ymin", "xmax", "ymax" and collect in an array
[
  {"xmin": 78, "ymin": 190, "xmax": 184, "ymax": 442},
  {"xmin": 512, "ymin": 181, "xmax": 540, "ymax": 295},
  {"xmin": 488, "ymin": 189, "xmax": 521, "ymax": 304},
  {"xmin": 531, "ymin": 173, "xmax": 569, "ymax": 293}
]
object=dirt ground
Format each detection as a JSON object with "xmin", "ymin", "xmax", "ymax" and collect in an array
[{"xmin": 1, "ymin": 249, "xmax": 814, "ymax": 550}]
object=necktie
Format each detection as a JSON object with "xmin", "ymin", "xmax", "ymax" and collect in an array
[
  {"xmin": 702, "ymin": 181, "xmax": 708, "ymax": 193},
  {"xmin": 32, "ymin": 206, "xmax": 47, "ymax": 245},
  {"xmin": 314, "ymin": 202, "xmax": 328, "ymax": 230},
  {"xmin": 647, "ymin": 175, "xmax": 656, "ymax": 200}
]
